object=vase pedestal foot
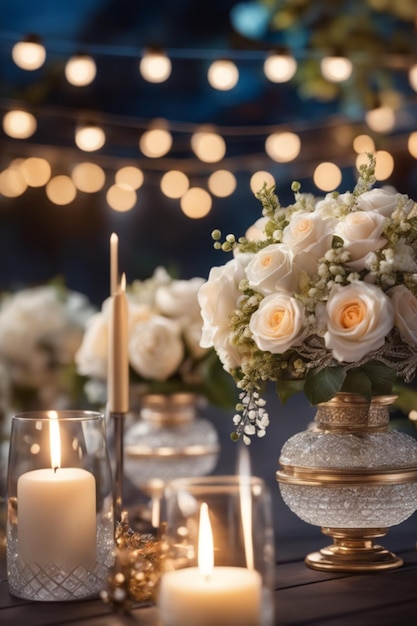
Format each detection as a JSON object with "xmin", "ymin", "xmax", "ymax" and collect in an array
[{"xmin": 305, "ymin": 527, "xmax": 403, "ymax": 572}]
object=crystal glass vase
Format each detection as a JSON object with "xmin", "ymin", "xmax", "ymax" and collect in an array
[
  {"xmin": 123, "ymin": 393, "xmax": 220, "ymax": 528},
  {"xmin": 276, "ymin": 393, "xmax": 417, "ymax": 572},
  {"xmin": 6, "ymin": 410, "xmax": 114, "ymax": 601}
]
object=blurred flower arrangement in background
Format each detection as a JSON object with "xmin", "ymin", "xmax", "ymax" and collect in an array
[
  {"xmin": 75, "ymin": 267, "xmax": 235, "ymax": 410},
  {"xmin": 0, "ymin": 280, "xmax": 95, "ymax": 413},
  {"xmin": 0, "ymin": 280, "xmax": 96, "ymax": 487}
]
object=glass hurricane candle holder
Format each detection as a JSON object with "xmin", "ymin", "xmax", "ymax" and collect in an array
[
  {"xmin": 159, "ymin": 475, "xmax": 275, "ymax": 626},
  {"xmin": 6, "ymin": 410, "xmax": 114, "ymax": 601}
]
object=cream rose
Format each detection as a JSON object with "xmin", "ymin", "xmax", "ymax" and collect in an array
[
  {"xmin": 249, "ymin": 293, "xmax": 306, "ymax": 354},
  {"xmin": 155, "ymin": 277, "xmax": 205, "ymax": 321},
  {"xmin": 356, "ymin": 188, "xmax": 399, "ymax": 217},
  {"xmin": 389, "ymin": 285, "xmax": 417, "ymax": 346},
  {"xmin": 282, "ymin": 212, "xmax": 334, "ymax": 274},
  {"xmin": 246, "ymin": 243, "xmax": 300, "ymax": 295},
  {"xmin": 128, "ymin": 316, "xmax": 184, "ymax": 381},
  {"xmin": 319, "ymin": 281, "xmax": 394, "ymax": 362},
  {"xmin": 335, "ymin": 210, "xmax": 387, "ymax": 271}
]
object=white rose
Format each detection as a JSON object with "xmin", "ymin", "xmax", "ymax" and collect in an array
[
  {"xmin": 245, "ymin": 216, "xmax": 268, "ymax": 242},
  {"xmin": 184, "ymin": 320, "xmax": 210, "ymax": 359},
  {"xmin": 246, "ymin": 243, "xmax": 300, "ymax": 295},
  {"xmin": 356, "ymin": 188, "xmax": 399, "ymax": 217},
  {"xmin": 198, "ymin": 256, "xmax": 248, "ymax": 348},
  {"xmin": 75, "ymin": 311, "xmax": 108, "ymax": 379},
  {"xmin": 198, "ymin": 256, "xmax": 250, "ymax": 371},
  {"xmin": 282, "ymin": 212, "xmax": 334, "ymax": 274},
  {"xmin": 319, "ymin": 281, "xmax": 394, "ymax": 362},
  {"xmin": 127, "ymin": 301, "xmax": 153, "ymax": 331},
  {"xmin": 249, "ymin": 293, "xmax": 306, "ymax": 354},
  {"xmin": 335, "ymin": 210, "xmax": 387, "ymax": 271},
  {"xmin": 389, "ymin": 285, "xmax": 417, "ymax": 345},
  {"xmin": 155, "ymin": 277, "xmax": 205, "ymax": 320},
  {"xmin": 129, "ymin": 316, "xmax": 184, "ymax": 381}
]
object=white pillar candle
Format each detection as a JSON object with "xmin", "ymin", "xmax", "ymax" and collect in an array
[
  {"xmin": 158, "ymin": 502, "xmax": 262, "ymax": 626},
  {"xmin": 17, "ymin": 467, "xmax": 96, "ymax": 569},
  {"xmin": 158, "ymin": 565, "xmax": 262, "ymax": 626},
  {"xmin": 17, "ymin": 412, "xmax": 97, "ymax": 571}
]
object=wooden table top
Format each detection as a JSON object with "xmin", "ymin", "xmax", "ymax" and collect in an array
[{"xmin": 2, "ymin": 524, "xmax": 417, "ymax": 626}]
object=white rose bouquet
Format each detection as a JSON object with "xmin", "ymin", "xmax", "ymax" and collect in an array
[
  {"xmin": 75, "ymin": 267, "xmax": 235, "ymax": 408},
  {"xmin": 0, "ymin": 281, "xmax": 95, "ymax": 411},
  {"xmin": 199, "ymin": 154, "xmax": 417, "ymax": 443}
]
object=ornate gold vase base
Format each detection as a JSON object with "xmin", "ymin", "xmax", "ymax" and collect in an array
[{"xmin": 305, "ymin": 527, "xmax": 403, "ymax": 572}]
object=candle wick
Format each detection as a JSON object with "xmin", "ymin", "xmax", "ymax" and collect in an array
[{"xmin": 53, "ymin": 466, "xmax": 59, "ymax": 474}]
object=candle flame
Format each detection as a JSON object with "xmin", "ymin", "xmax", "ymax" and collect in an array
[
  {"xmin": 120, "ymin": 272, "xmax": 126, "ymax": 292},
  {"xmin": 198, "ymin": 502, "xmax": 214, "ymax": 578},
  {"xmin": 48, "ymin": 410, "xmax": 61, "ymax": 471},
  {"xmin": 237, "ymin": 445, "xmax": 254, "ymax": 570}
]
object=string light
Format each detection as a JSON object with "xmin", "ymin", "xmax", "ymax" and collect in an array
[
  {"xmin": 139, "ymin": 127, "xmax": 173, "ymax": 158},
  {"xmin": 0, "ymin": 167, "xmax": 27, "ymax": 197},
  {"xmin": 160, "ymin": 170, "xmax": 189, "ymax": 198},
  {"xmin": 265, "ymin": 131, "xmax": 301, "ymax": 162},
  {"xmin": 75, "ymin": 123, "xmax": 106, "ymax": 151},
  {"xmin": 139, "ymin": 49, "xmax": 172, "ymax": 83},
  {"xmin": 352, "ymin": 134, "xmax": 375, "ymax": 154},
  {"xmin": 264, "ymin": 53, "xmax": 297, "ymax": 83},
  {"xmin": 191, "ymin": 129, "xmax": 226, "ymax": 163},
  {"xmin": 115, "ymin": 166, "xmax": 144, "ymax": 190},
  {"xmin": 11, "ymin": 34, "xmax": 46, "ymax": 71},
  {"xmin": 320, "ymin": 56, "xmax": 353, "ymax": 83},
  {"xmin": 20, "ymin": 157, "xmax": 51, "ymax": 187},
  {"xmin": 46, "ymin": 175, "xmax": 77, "ymax": 205},
  {"xmin": 208, "ymin": 170, "xmax": 236, "ymax": 197},
  {"xmin": 365, "ymin": 105, "xmax": 396, "ymax": 133},
  {"xmin": 250, "ymin": 171, "xmax": 275, "ymax": 193},
  {"xmin": 313, "ymin": 162, "xmax": 342, "ymax": 191},
  {"xmin": 2, "ymin": 110, "xmax": 37, "ymax": 139},
  {"xmin": 180, "ymin": 187, "xmax": 212, "ymax": 218},
  {"xmin": 106, "ymin": 184, "xmax": 137, "ymax": 212},
  {"xmin": 72, "ymin": 162, "xmax": 105, "ymax": 192},
  {"xmin": 65, "ymin": 54, "xmax": 97, "ymax": 86},
  {"xmin": 207, "ymin": 59, "xmax": 239, "ymax": 91}
]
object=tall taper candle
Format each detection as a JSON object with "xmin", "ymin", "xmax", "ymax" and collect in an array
[
  {"xmin": 110, "ymin": 232, "xmax": 119, "ymax": 296},
  {"xmin": 108, "ymin": 273, "xmax": 129, "ymax": 413}
]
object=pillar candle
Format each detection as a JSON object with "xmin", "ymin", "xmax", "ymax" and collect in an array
[{"xmin": 17, "ymin": 466, "xmax": 96, "ymax": 570}]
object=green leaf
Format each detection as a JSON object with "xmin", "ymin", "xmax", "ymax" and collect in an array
[
  {"xmin": 276, "ymin": 378, "xmax": 305, "ymax": 404},
  {"xmin": 304, "ymin": 366, "xmax": 346, "ymax": 405},
  {"xmin": 341, "ymin": 369, "xmax": 372, "ymax": 401},
  {"xmin": 359, "ymin": 361, "xmax": 396, "ymax": 396}
]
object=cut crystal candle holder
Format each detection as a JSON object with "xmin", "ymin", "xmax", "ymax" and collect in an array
[
  {"xmin": 159, "ymin": 475, "xmax": 276, "ymax": 626},
  {"xmin": 6, "ymin": 410, "xmax": 115, "ymax": 601}
]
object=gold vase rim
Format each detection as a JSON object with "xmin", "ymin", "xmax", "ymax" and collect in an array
[{"xmin": 319, "ymin": 393, "xmax": 398, "ymax": 406}]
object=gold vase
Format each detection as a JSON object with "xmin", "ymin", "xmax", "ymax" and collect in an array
[{"xmin": 276, "ymin": 393, "xmax": 417, "ymax": 572}]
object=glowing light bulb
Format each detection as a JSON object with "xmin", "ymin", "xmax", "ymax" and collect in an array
[
  {"xmin": 320, "ymin": 56, "xmax": 352, "ymax": 82},
  {"xmin": 140, "ymin": 50, "xmax": 171, "ymax": 83},
  {"xmin": 264, "ymin": 53, "xmax": 297, "ymax": 83},
  {"xmin": 207, "ymin": 59, "xmax": 239, "ymax": 90},
  {"xmin": 12, "ymin": 35, "xmax": 46, "ymax": 70},
  {"xmin": 65, "ymin": 54, "xmax": 96, "ymax": 86}
]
